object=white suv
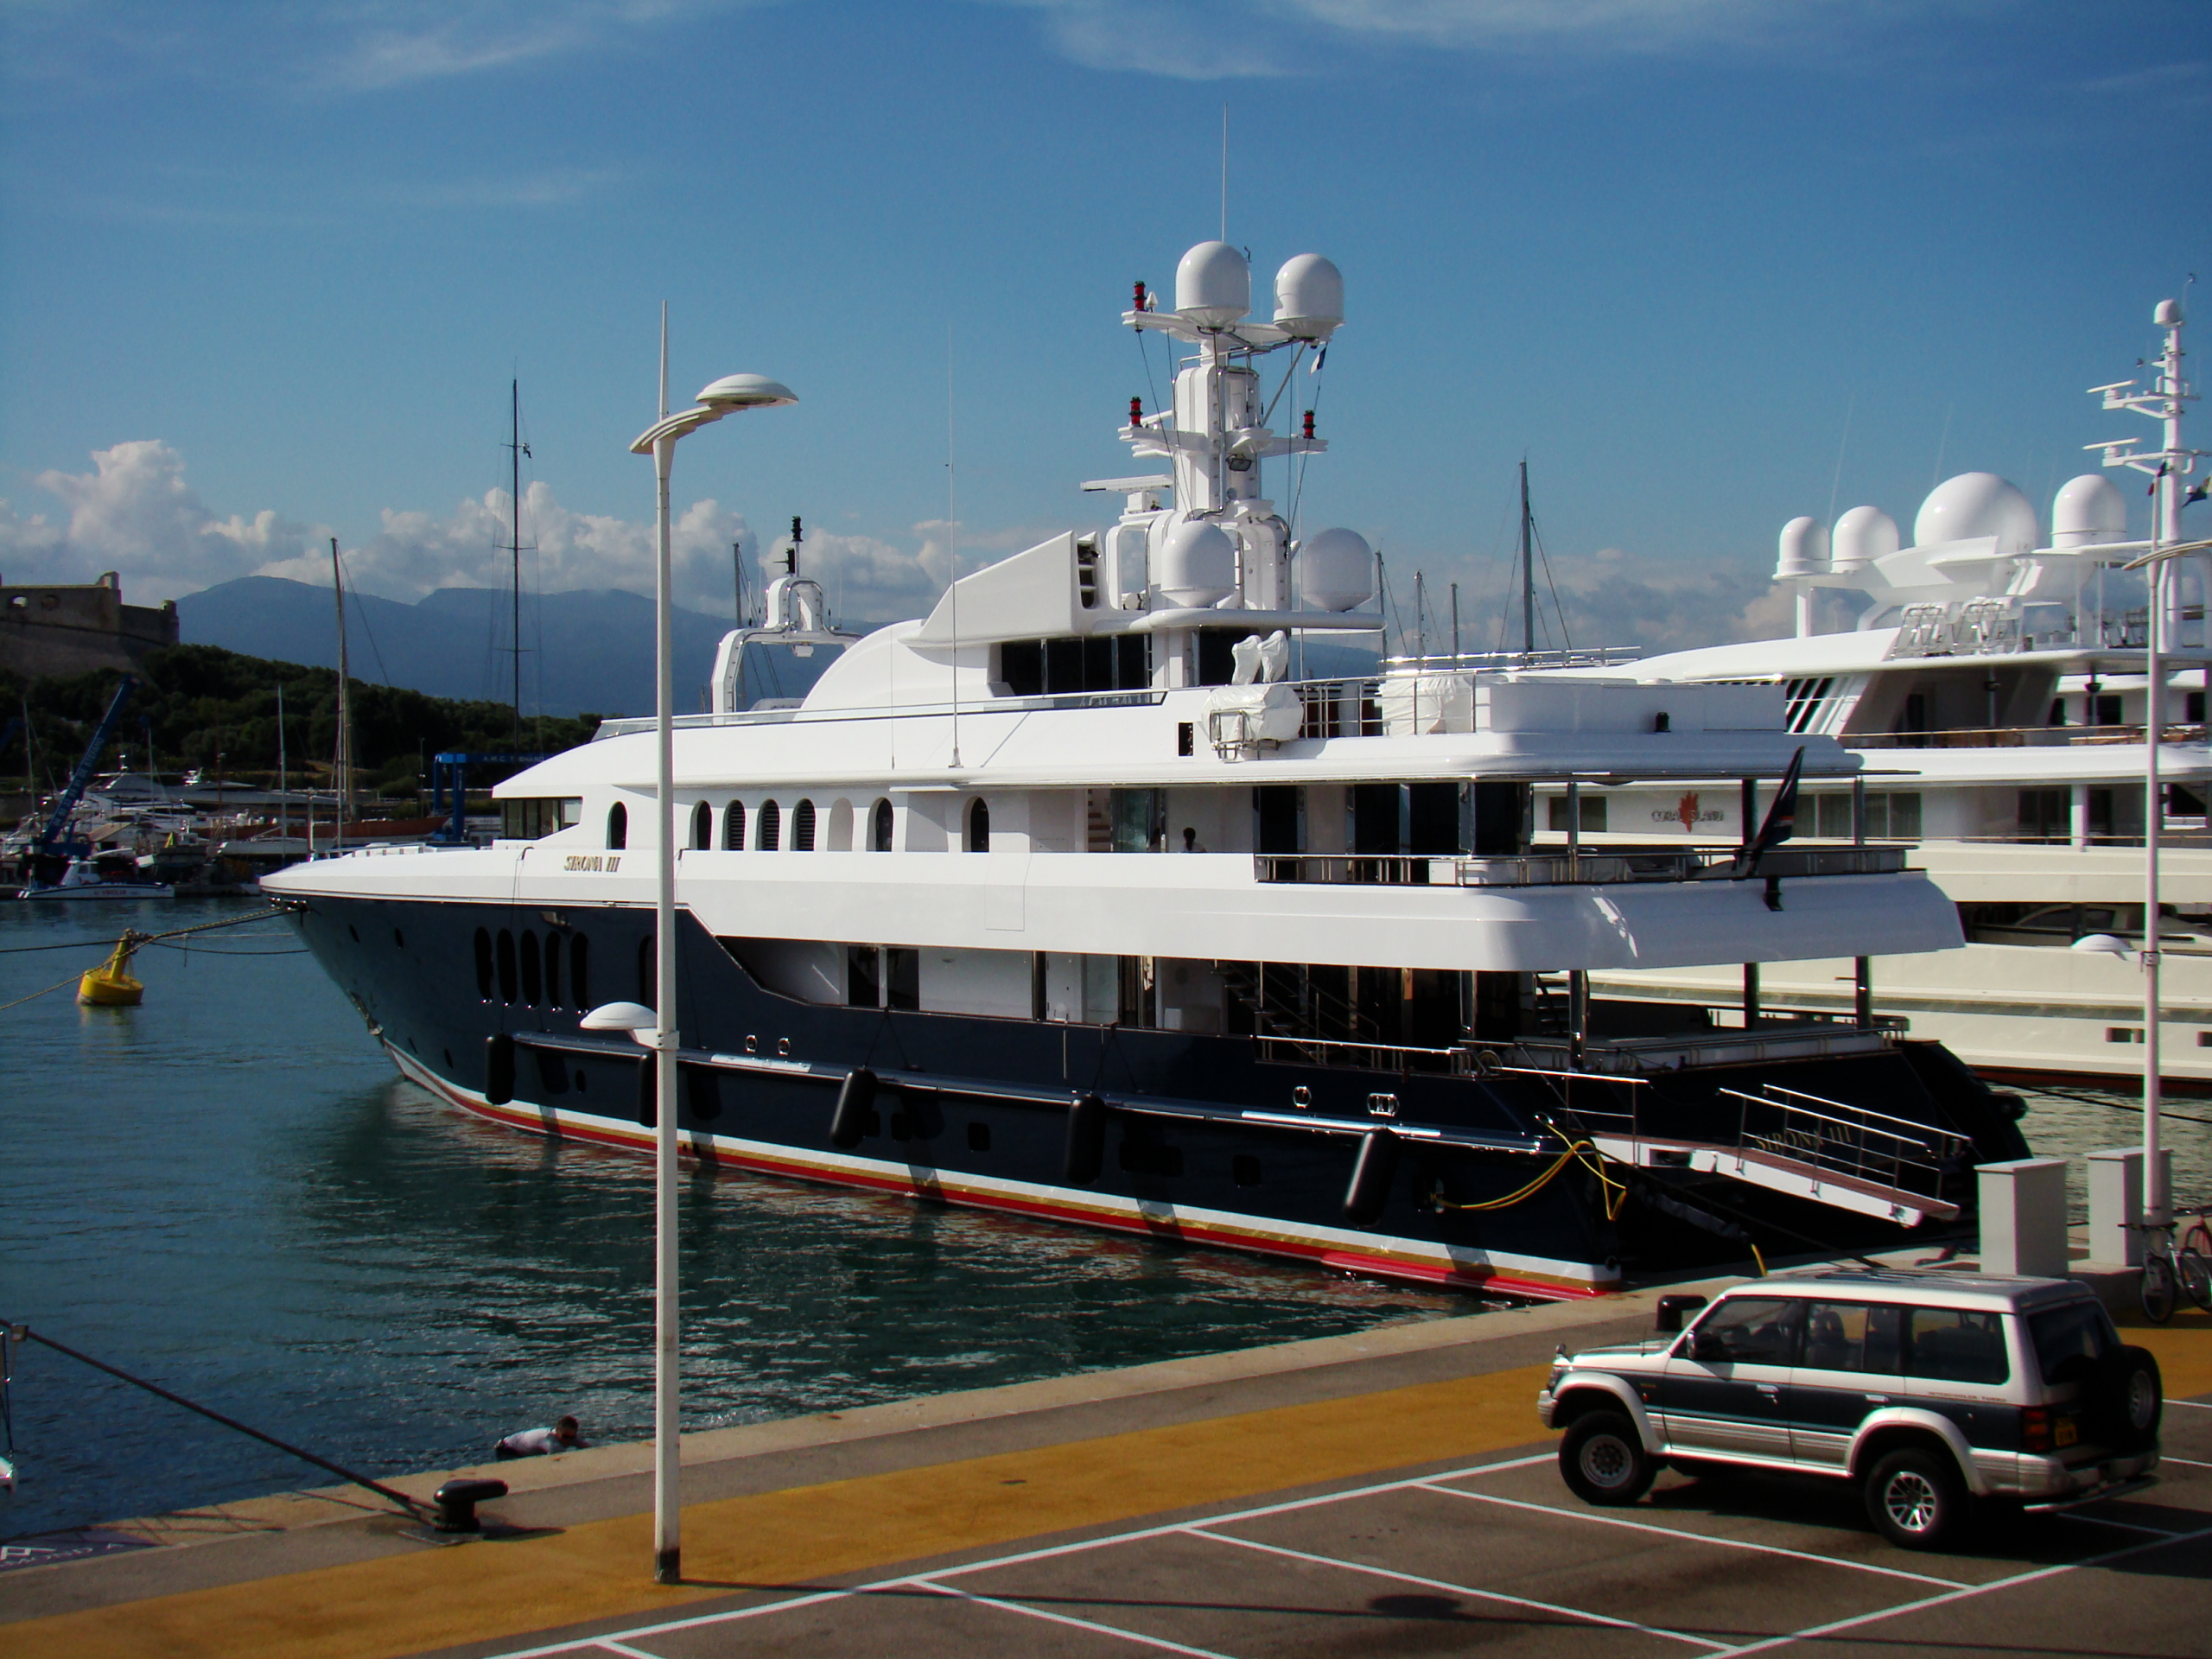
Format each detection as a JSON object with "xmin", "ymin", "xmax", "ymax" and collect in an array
[{"xmin": 1537, "ymin": 1269, "xmax": 2163, "ymax": 1549}]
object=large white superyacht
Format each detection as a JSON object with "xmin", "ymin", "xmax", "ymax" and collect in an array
[
  {"xmin": 1530, "ymin": 302, "xmax": 2212, "ymax": 1090},
  {"xmin": 269, "ymin": 242, "xmax": 2032, "ymax": 1299}
]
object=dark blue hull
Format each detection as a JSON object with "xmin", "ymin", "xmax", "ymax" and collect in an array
[{"xmin": 287, "ymin": 893, "xmax": 2028, "ymax": 1300}]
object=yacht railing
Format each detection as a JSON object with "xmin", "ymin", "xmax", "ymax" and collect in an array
[
  {"xmin": 1719, "ymin": 1084, "xmax": 1967, "ymax": 1204},
  {"xmin": 1382, "ymin": 648, "xmax": 1644, "ymax": 672},
  {"xmin": 1252, "ymin": 843, "xmax": 1906, "ymax": 888},
  {"xmin": 1853, "ymin": 723, "xmax": 2207, "ymax": 750}
]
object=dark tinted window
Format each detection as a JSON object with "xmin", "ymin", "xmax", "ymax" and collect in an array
[
  {"xmin": 569, "ymin": 934, "xmax": 589, "ymax": 1009},
  {"xmin": 607, "ymin": 802, "xmax": 627, "ymax": 849},
  {"xmin": 887, "ymin": 946, "xmax": 919, "ymax": 1011},
  {"xmin": 691, "ymin": 801, "xmax": 711, "ymax": 849},
  {"xmin": 544, "ymin": 932, "xmax": 563, "ymax": 1008},
  {"xmin": 496, "ymin": 930, "xmax": 518, "ymax": 1004},
  {"xmin": 1906, "ymin": 1307, "xmax": 2009, "ymax": 1384},
  {"xmin": 967, "ymin": 797, "xmax": 990, "ymax": 852},
  {"xmin": 1690, "ymin": 1297, "xmax": 1802, "ymax": 1364},
  {"xmin": 2029, "ymin": 1300, "xmax": 2117, "ymax": 1383},
  {"xmin": 474, "ymin": 928, "xmax": 494, "ymax": 1000},
  {"xmin": 872, "ymin": 798, "xmax": 894, "ymax": 852},
  {"xmin": 1800, "ymin": 1302, "xmax": 1903, "ymax": 1374},
  {"xmin": 519, "ymin": 929, "xmax": 542, "ymax": 1006},
  {"xmin": 847, "ymin": 944, "xmax": 880, "ymax": 1008}
]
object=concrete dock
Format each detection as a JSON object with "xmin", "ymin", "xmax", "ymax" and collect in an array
[{"xmin": 3, "ymin": 1280, "xmax": 2209, "ymax": 1659}]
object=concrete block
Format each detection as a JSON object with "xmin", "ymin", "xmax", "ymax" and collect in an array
[
  {"xmin": 1978, "ymin": 1157, "xmax": 2069, "ymax": 1278},
  {"xmin": 2087, "ymin": 1147, "xmax": 2174, "ymax": 1266},
  {"xmin": 2069, "ymin": 1265, "xmax": 2140, "ymax": 1315}
]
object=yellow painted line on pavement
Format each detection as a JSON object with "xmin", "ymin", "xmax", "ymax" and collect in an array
[{"xmin": 6, "ymin": 1362, "xmax": 1555, "ymax": 1659}]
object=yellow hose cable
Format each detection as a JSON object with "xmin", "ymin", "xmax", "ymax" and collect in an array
[
  {"xmin": 1751, "ymin": 1241, "xmax": 1767, "ymax": 1277},
  {"xmin": 0, "ymin": 969, "xmax": 95, "ymax": 1014}
]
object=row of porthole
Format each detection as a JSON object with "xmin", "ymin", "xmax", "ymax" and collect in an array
[
  {"xmin": 604, "ymin": 797, "xmax": 993, "ymax": 853},
  {"xmin": 474, "ymin": 925, "xmax": 590, "ymax": 1009}
]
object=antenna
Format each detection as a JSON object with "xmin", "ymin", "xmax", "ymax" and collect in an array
[
  {"xmin": 947, "ymin": 322, "xmax": 962, "ymax": 770},
  {"xmin": 788, "ymin": 515, "xmax": 802, "ymax": 578},
  {"xmin": 1220, "ymin": 105, "xmax": 1229, "ymax": 242},
  {"xmin": 1519, "ymin": 459, "xmax": 1535, "ymax": 660},
  {"xmin": 732, "ymin": 538, "xmax": 744, "ymax": 627}
]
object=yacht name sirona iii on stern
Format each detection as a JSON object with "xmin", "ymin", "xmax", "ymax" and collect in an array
[{"xmin": 268, "ymin": 241, "xmax": 2034, "ymax": 1300}]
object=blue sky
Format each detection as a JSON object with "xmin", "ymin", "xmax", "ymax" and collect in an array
[{"xmin": 2, "ymin": 0, "xmax": 2207, "ymax": 652}]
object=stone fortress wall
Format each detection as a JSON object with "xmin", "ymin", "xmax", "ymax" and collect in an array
[{"xmin": 1, "ymin": 572, "xmax": 179, "ymax": 679}]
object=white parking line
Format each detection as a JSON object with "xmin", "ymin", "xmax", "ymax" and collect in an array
[
  {"xmin": 1706, "ymin": 1518, "xmax": 2212, "ymax": 1657},
  {"xmin": 1185, "ymin": 1526, "xmax": 1731, "ymax": 1651},
  {"xmin": 2170, "ymin": 1399, "xmax": 2212, "ymax": 1410},
  {"xmin": 1414, "ymin": 1484, "xmax": 1957, "ymax": 1586},
  {"xmin": 486, "ymin": 1452, "xmax": 1558, "ymax": 1658},
  {"xmin": 2159, "ymin": 1454, "xmax": 2212, "ymax": 1468},
  {"xmin": 911, "ymin": 1578, "xmax": 1243, "ymax": 1659}
]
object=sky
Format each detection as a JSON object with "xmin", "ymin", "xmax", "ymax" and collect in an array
[{"xmin": 2, "ymin": 0, "xmax": 2208, "ymax": 660}]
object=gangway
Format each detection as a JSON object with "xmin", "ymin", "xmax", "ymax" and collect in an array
[{"xmin": 1523, "ymin": 1069, "xmax": 1967, "ymax": 1228}]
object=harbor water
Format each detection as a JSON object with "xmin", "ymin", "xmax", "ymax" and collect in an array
[
  {"xmin": 2, "ymin": 899, "xmax": 1471, "ymax": 1543},
  {"xmin": 6, "ymin": 898, "xmax": 2212, "ymax": 1544}
]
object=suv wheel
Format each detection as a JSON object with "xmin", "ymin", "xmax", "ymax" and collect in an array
[
  {"xmin": 1559, "ymin": 1410, "xmax": 1655, "ymax": 1506},
  {"xmin": 1864, "ymin": 1446, "xmax": 1970, "ymax": 1551},
  {"xmin": 2093, "ymin": 1346, "xmax": 2164, "ymax": 1451}
]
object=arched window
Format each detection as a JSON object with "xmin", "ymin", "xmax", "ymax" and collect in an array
[
  {"xmin": 792, "ymin": 798, "xmax": 817, "ymax": 851},
  {"xmin": 473, "ymin": 927, "xmax": 494, "ymax": 1000},
  {"xmin": 570, "ymin": 933, "xmax": 590, "ymax": 1010},
  {"xmin": 872, "ymin": 798, "xmax": 894, "ymax": 852},
  {"xmin": 757, "ymin": 798, "xmax": 781, "ymax": 851},
  {"xmin": 966, "ymin": 796, "xmax": 990, "ymax": 852},
  {"xmin": 691, "ymin": 800, "xmax": 711, "ymax": 849},
  {"xmin": 519, "ymin": 929, "xmax": 542, "ymax": 1006},
  {"xmin": 722, "ymin": 800, "xmax": 746, "ymax": 850},
  {"xmin": 544, "ymin": 931, "xmax": 563, "ymax": 1008},
  {"xmin": 496, "ymin": 929, "xmax": 518, "ymax": 1004},
  {"xmin": 607, "ymin": 802, "xmax": 627, "ymax": 849}
]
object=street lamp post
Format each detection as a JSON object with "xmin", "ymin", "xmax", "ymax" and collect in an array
[
  {"xmin": 594, "ymin": 365, "xmax": 796, "ymax": 1586},
  {"xmin": 2087, "ymin": 298, "xmax": 2205, "ymax": 1236}
]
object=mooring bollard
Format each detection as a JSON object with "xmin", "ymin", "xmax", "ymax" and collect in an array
[{"xmin": 433, "ymin": 1478, "xmax": 509, "ymax": 1533}]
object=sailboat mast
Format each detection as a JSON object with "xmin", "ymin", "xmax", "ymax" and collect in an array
[
  {"xmin": 510, "ymin": 378, "xmax": 522, "ymax": 743},
  {"xmin": 330, "ymin": 537, "xmax": 351, "ymax": 853},
  {"xmin": 1519, "ymin": 460, "xmax": 1535, "ymax": 661}
]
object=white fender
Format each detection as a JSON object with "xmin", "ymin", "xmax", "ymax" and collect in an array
[
  {"xmin": 1553, "ymin": 1371, "xmax": 1662, "ymax": 1454},
  {"xmin": 1847, "ymin": 1408, "xmax": 1988, "ymax": 1496}
]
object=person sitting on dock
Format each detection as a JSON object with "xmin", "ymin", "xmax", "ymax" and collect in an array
[{"xmin": 494, "ymin": 1415, "xmax": 585, "ymax": 1459}]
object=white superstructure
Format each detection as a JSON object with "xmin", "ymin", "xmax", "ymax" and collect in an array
[{"xmin": 1535, "ymin": 302, "xmax": 2211, "ymax": 1088}]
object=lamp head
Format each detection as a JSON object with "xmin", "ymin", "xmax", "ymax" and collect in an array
[
  {"xmin": 2070, "ymin": 932, "xmax": 2139, "ymax": 964},
  {"xmin": 696, "ymin": 373, "xmax": 798, "ymax": 410},
  {"xmin": 581, "ymin": 1000, "xmax": 660, "ymax": 1046}
]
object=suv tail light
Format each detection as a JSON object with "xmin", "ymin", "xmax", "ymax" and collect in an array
[{"xmin": 2020, "ymin": 1406, "xmax": 2053, "ymax": 1452}]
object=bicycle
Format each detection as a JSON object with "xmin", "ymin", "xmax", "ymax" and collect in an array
[{"xmin": 2129, "ymin": 1215, "xmax": 2212, "ymax": 1323}]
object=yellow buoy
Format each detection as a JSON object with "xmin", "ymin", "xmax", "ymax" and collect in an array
[{"xmin": 79, "ymin": 932, "xmax": 147, "ymax": 1007}]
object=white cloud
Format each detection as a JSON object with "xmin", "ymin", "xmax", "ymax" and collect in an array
[
  {"xmin": 0, "ymin": 438, "xmax": 963, "ymax": 620},
  {"xmin": 0, "ymin": 441, "xmax": 323, "ymax": 603},
  {"xmin": 1433, "ymin": 542, "xmax": 1789, "ymax": 655},
  {"xmin": 1001, "ymin": 0, "xmax": 1948, "ymax": 76}
]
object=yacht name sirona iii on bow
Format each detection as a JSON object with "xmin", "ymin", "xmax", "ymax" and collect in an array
[{"xmin": 270, "ymin": 241, "xmax": 2033, "ymax": 1300}]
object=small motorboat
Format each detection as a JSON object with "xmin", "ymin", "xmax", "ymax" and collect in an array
[{"xmin": 20, "ymin": 855, "xmax": 174, "ymax": 901}]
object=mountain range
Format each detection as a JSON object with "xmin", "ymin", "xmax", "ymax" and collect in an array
[
  {"xmin": 177, "ymin": 577, "xmax": 749, "ymax": 717},
  {"xmin": 177, "ymin": 575, "xmax": 1382, "ymax": 716}
]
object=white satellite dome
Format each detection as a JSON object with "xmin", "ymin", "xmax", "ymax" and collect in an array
[
  {"xmin": 2050, "ymin": 474, "xmax": 2128, "ymax": 549},
  {"xmin": 1272, "ymin": 254, "xmax": 1343, "ymax": 340},
  {"xmin": 1914, "ymin": 472, "xmax": 2038, "ymax": 554},
  {"xmin": 1296, "ymin": 526, "xmax": 1374, "ymax": 613},
  {"xmin": 1775, "ymin": 516, "xmax": 1830, "ymax": 580},
  {"xmin": 1175, "ymin": 241, "xmax": 1250, "ymax": 327},
  {"xmin": 1157, "ymin": 518, "xmax": 1238, "ymax": 607},
  {"xmin": 1831, "ymin": 505, "xmax": 1900, "ymax": 572}
]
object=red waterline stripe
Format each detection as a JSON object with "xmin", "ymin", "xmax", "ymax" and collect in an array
[{"xmin": 407, "ymin": 1058, "xmax": 1603, "ymax": 1302}]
